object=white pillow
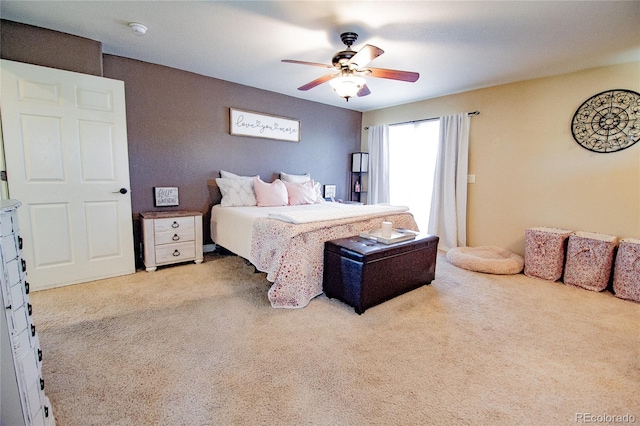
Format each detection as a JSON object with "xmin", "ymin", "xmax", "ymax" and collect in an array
[
  {"xmin": 215, "ymin": 177, "xmax": 257, "ymax": 206},
  {"xmin": 279, "ymin": 172, "xmax": 324, "ymax": 198},
  {"xmin": 253, "ymin": 176, "xmax": 288, "ymax": 207},
  {"xmin": 312, "ymin": 180, "xmax": 323, "ymax": 200},
  {"xmin": 283, "ymin": 180, "xmax": 318, "ymax": 205},
  {"xmin": 220, "ymin": 170, "xmax": 253, "ymax": 180},
  {"xmin": 280, "ymin": 172, "xmax": 311, "ymax": 183}
]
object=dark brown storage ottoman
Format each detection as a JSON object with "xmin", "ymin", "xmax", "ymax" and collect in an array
[{"xmin": 323, "ymin": 234, "xmax": 439, "ymax": 314}]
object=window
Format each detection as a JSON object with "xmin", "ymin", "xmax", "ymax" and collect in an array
[{"xmin": 388, "ymin": 120, "xmax": 440, "ymax": 232}]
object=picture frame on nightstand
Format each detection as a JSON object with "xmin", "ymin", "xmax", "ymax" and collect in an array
[
  {"xmin": 154, "ymin": 187, "xmax": 179, "ymax": 206},
  {"xmin": 324, "ymin": 184, "xmax": 336, "ymax": 200}
]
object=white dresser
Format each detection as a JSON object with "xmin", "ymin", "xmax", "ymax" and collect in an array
[
  {"xmin": 1, "ymin": 200, "xmax": 55, "ymax": 426},
  {"xmin": 141, "ymin": 211, "xmax": 204, "ymax": 272}
]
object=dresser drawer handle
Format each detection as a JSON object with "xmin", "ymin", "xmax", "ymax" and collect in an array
[
  {"xmin": 21, "ymin": 259, "xmax": 27, "ymax": 272},
  {"xmin": 31, "ymin": 324, "xmax": 36, "ymax": 337},
  {"xmin": 45, "ymin": 406, "xmax": 49, "ymax": 417},
  {"xmin": 171, "ymin": 221, "xmax": 179, "ymax": 228},
  {"xmin": 173, "ymin": 250, "xmax": 180, "ymax": 257},
  {"xmin": 172, "ymin": 234, "xmax": 180, "ymax": 241},
  {"xmin": 18, "ymin": 236, "xmax": 23, "ymax": 250},
  {"xmin": 28, "ymin": 303, "xmax": 32, "ymax": 316},
  {"xmin": 24, "ymin": 282, "xmax": 29, "ymax": 294},
  {"xmin": 38, "ymin": 349, "xmax": 43, "ymax": 361},
  {"xmin": 40, "ymin": 378, "xmax": 45, "ymax": 390}
]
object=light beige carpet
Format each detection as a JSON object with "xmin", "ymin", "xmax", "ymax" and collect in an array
[{"xmin": 30, "ymin": 251, "xmax": 639, "ymax": 425}]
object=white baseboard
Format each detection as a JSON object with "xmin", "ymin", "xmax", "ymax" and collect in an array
[{"xmin": 203, "ymin": 243, "xmax": 217, "ymax": 253}]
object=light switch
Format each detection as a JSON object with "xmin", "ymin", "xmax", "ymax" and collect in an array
[{"xmin": 467, "ymin": 174, "xmax": 476, "ymax": 183}]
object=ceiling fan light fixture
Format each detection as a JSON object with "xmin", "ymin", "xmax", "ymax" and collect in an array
[
  {"xmin": 330, "ymin": 75, "xmax": 366, "ymax": 101},
  {"xmin": 282, "ymin": 31, "xmax": 417, "ymax": 101}
]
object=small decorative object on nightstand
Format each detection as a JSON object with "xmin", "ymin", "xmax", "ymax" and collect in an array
[
  {"xmin": 323, "ymin": 184, "xmax": 336, "ymax": 200},
  {"xmin": 141, "ymin": 211, "xmax": 203, "ymax": 272}
]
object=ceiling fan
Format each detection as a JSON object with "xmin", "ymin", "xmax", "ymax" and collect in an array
[{"xmin": 282, "ymin": 32, "xmax": 419, "ymax": 101}]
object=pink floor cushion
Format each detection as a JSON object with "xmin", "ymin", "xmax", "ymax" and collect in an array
[
  {"xmin": 524, "ymin": 227, "xmax": 573, "ymax": 281},
  {"xmin": 563, "ymin": 231, "xmax": 617, "ymax": 292},
  {"xmin": 446, "ymin": 246, "xmax": 524, "ymax": 275},
  {"xmin": 612, "ymin": 238, "xmax": 640, "ymax": 302}
]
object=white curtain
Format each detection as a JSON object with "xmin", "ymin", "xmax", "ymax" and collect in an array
[
  {"xmin": 367, "ymin": 124, "xmax": 390, "ymax": 204},
  {"xmin": 427, "ymin": 113, "xmax": 470, "ymax": 250}
]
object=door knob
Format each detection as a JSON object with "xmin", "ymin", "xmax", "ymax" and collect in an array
[{"xmin": 113, "ymin": 188, "xmax": 128, "ymax": 194}]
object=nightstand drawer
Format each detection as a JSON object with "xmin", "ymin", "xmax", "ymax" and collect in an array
[
  {"xmin": 155, "ymin": 241, "xmax": 196, "ymax": 264},
  {"xmin": 155, "ymin": 230, "xmax": 194, "ymax": 245},
  {"xmin": 154, "ymin": 216, "xmax": 195, "ymax": 235},
  {"xmin": 155, "ymin": 227, "xmax": 195, "ymax": 245}
]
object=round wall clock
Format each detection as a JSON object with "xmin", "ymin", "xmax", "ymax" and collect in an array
[{"xmin": 571, "ymin": 89, "xmax": 640, "ymax": 153}]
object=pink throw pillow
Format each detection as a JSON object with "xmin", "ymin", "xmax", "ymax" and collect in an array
[
  {"xmin": 253, "ymin": 176, "xmax": 288, "ymax": 207},
  {"xmin": 283, "ymin": 180, "xmax": 318, "ymax": 205}
]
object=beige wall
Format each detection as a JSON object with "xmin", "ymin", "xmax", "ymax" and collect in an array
[{"xmin": 363, "ymin": 62, "xmax": 640, "ymax": 255}]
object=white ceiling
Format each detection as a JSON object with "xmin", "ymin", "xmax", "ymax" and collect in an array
[{"xmin": 1, "ymin": 1, "xmax": 639, "ymax": 112}]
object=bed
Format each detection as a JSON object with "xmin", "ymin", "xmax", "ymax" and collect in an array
[{"xmin": 210, "ymin": 202, "xmax": 419, "ymax": 308}]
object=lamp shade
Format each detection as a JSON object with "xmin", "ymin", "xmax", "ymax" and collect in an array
[
  {"xmin": 352, "ymin": 152, "xmax": 369, "ymax": 172},
  {"xmin": 330, "ymin": 75, "xmax": 366, "ymax": 99}
]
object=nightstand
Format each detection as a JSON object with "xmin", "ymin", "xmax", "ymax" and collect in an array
[{"xmin": 140, "ymin": 211, "xmax": 203, "ymax": 272}]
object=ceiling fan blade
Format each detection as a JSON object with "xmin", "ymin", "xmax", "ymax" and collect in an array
[
  {"xmin": 366, "ymin": 67, "xmax": 420, "ymax": 82},
  {"xmin": 348, "ymin": 44, "xmax": 384, "ymax": 68},
  {"xmin": 357, "ymin": 84, "xmax": 371, "ymax": 97},
  {"xmin": 297, "ymin": 74, "xmax": 334, "ymax": 91},
  {"xmin": 282, "ymin": 59, "xmax": 333, "ymax": 69}
]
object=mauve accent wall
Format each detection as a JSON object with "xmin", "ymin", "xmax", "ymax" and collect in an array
[
  {"xmin": 102, "ymin": 55, "xmax": 362, "ymax": 250},
  {"xmin": 0, "ymin": 20, "xmax": 103, "ymax": 76}
]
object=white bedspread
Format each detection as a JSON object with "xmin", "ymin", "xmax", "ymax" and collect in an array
[{"xmin": 267, "ymin": 203, "xmax": 409, "ymax": 224}]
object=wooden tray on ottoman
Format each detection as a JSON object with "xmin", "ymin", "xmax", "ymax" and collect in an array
[{"xmin": 323, "ymin": 234, "xmax": 439, "ymax": 314}]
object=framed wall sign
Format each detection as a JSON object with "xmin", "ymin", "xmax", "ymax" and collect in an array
[
  {"xmin": 154, "ymin": 187, "xmax": 179, "ymax": 207},
  {"xmin": 230, "ymin": 108, "xmax": 300, "ymax": 142}
]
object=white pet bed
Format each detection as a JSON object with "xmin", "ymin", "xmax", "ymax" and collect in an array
[{"xmin": 446, "ymin": 246, "xmax": 524, "ymax": 275}]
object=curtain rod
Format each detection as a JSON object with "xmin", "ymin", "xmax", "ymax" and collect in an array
[{"xmin": 364, "ymin": 110, "xmax": 479, "ymax": 130}]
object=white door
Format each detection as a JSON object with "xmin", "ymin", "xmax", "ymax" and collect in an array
[{"xmin": 0, "ymin": 59, "xmax": 135, "ymax": 290}]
